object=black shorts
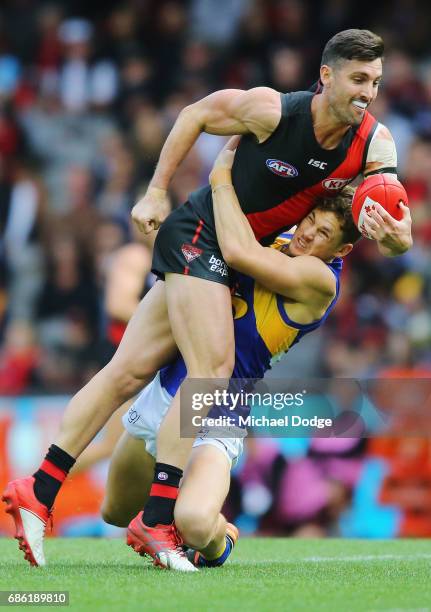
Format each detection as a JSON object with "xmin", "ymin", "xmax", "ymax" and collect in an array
[{"xmin": 151, "ymin": 200, "xmax": 231, "ymax": 286}]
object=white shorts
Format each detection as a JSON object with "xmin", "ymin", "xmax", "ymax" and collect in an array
[{"xmin": 122, "ymin": 373, "xmax": 244, "ymax": 467}]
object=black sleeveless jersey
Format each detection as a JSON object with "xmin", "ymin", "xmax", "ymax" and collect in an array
[{"xmin": 188, "ymin": 91, "xmax": 378, "ymax": 245}]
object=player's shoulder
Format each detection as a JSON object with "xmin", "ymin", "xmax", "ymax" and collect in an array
[
  {"xmin": 237, "ymin": 86, "xmax": 280, "ymax": 108},
  {"xmin": 372, "ymin": 122, "xmax": 395, "ymax": 142},
  {"xmin": 292, "ymin": 254, "xmax": 337, "ymax": 298},
  {"xmin": 364, "ymin": 120, "xmax": 397, "ymax": 170},
  {"xmin": 281, "ymin": 90, "xmax": 313, "ymax": 117},
  {"xmin": 232, "ymin": 87, "xmax": 282, "ymax": 137}
]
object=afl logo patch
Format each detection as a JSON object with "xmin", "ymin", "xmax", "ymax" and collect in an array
[
  {"xmin": 322, "ymin": 178, "xmax": 351, "ymax": 190},
  {"xmin": 266, "ymin": 159, "xmax": 298, "ymax": 178}
]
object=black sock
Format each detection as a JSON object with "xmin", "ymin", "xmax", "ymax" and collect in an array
[
  {"xmin": 142, "ymin": 463, "xmax": 183, "ymax": 527},
  {"xmin": 33, "ymin": 444, "xmax": 76, "ymax": 509}
]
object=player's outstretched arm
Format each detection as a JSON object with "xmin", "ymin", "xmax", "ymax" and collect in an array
[
  {"xmin": 131, "ymin": 87, "xmax": 281, "ymax": 234},
  {"xmin": 210, "ymin": 150, "xmax": 335, "ymax": 305},
  {"xmin": 362, "ymin": 124, "xmax": 412, "ymax": 256}
]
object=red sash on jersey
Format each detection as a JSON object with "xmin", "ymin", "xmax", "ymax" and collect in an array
[{"xmin": 246, "ymin": 112, "xmax": 377, "ymax": 242}]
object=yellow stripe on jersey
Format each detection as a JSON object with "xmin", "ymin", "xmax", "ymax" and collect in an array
[
  {"xmin": 232, "ymin": 295, "xmax": 249, "ymax": 320},
  {"xmin": 231, "ymin": 232, "xmax": 299, "ymax": 358},
  {"xmin": 253, "ymin": 283, "xmax": 299, "ymax": 358},
  {"xmin": 253, "ymin": 232, "xmax": 298, "ymax": 357}
]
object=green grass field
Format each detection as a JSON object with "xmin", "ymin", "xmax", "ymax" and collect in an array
[{"xmin": 1, "ymin": 538, "xmax": 431, "ymax": 611}]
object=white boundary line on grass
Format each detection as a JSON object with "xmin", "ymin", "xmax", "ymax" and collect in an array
[
  {"xmin": 256, "ymin": 553, "xmax": 431, "ymax": 563},
  {"xmin": 303, "ymin": 553, "xmax": 431, "ymax": 562}
]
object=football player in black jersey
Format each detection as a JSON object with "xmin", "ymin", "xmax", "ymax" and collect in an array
[{"xmin": 2, "ymin": 29, "xmax": 412, "ymax": 569}]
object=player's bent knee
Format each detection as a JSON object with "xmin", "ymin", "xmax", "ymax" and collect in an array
[
  {"xmin": 188, "ymin": 354, "xmax": 235, "ymax": 380},
  {"xmin": 103, "ymin": 361, "xmax": 151, "ymax": 400},
  {"xmin": 212, "ymin": 348, "xmax": 235, "ymax": 378},
  {"xmin": 211, "ymin": 358, "xmax": 235, "ymax": 379},
  {"xmin": 177, "ymin": 521, "xmax": 213, "ymax": 550},
  {"xmin": 186, "ymin": 339, "xmax": 235, "ymax": 379},
  {"xmin": 101, "ymin": 501, "xmax": 130, "ymax": 528},
  {"xmin": 175, "ymin": 509, "xmax": 216, "ymax": 549}
]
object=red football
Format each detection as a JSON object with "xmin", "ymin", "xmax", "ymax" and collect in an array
[{"xmin": 352, "ymin": 174, "xmax": 408, "ymax": 239}]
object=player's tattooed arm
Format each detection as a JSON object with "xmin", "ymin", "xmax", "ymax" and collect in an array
[{"xmin": 363, "ymin": 125, "xmax": 412, "ymax": 256}]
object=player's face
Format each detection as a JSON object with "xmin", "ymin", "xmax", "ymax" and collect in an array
[
  {"xmin": 288, "ymin": 209, "xmax": 345, "ymax": 260},
  {"xmin": 323, "ymin": 58, "xmax": 382, "ymax": 126}
]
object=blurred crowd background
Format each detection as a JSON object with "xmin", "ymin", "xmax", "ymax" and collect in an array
[{"xmin": 1, "ymin": 0, "xmax": 431, "ymax": 539}]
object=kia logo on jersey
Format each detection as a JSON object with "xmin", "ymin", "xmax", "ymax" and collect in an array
[
  {"xmin": 323, "ymin": 178, "xmax": 351, "ymax": 190},
  {"xmin": 266, "ymin": 159, "xmax": 298, "ymax": 178}
]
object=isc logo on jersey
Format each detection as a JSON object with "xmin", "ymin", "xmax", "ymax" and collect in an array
[
  {"xmin": 209, "ymin": 254, "xmax": 228, "ymax": 277},
  {"xmin": 266, "ymin": 159, "xmax": 298, "ymax": 178},
  {"xmin": 322, "ymin": 178, "xmax": 352, "ymax": 190}
]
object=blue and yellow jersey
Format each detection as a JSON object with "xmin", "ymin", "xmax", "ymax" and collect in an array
[{"xmin": 160, "ymin": 233, "xmax": 342, "ymax": 395}]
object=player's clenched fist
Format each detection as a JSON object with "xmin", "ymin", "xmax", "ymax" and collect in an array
[{"xmin": 131, "ymin": 187, "xmax": 171, "ymax": 234}]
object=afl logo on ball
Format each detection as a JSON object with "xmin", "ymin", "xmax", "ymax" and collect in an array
[
  {"xmin": 158, "ymin": 472, "xmax": 168, "ymax": 481},
  {"xmin": 322, "ymin": 178, "xmax": 351, "ymax": 190},
  {"xmin": 266, "ymin": 159, "xmax": 298, "ymax": 178}
]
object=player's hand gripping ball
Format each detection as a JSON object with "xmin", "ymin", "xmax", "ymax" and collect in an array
[{"xmin": 352, "ymin": 174, "xmax": 408, "ymax": 239}]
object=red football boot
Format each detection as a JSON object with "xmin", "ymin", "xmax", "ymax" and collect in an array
[
  {"xmin": 127, "ymin": 512, "xmax": 197, "ymax": 572},
  {"xmin": 2, "ymin": 476, "xmax": 51, "ymax": 567}
]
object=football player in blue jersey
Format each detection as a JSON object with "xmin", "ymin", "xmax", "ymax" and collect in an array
[
  {"xmin": 3, "ymin": 29, "xmax": 412, "ymax": 570},
  {"xmin": 101, "ymin": 146, "xmax": 361, "ymax": 571}
]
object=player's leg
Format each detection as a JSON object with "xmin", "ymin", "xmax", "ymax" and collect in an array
[
  {"xmin": 1, "ymin": 281, "xmax": 177, "ymax": 566},
  {"xmin": 175, "ymin": 444, "xmax": 230, "ymax": 548},
  {"xmin": 102, "ymin": 371, "xmax": 174, "ymax": 527},
  {"xmin": 175, "ymin": 443, "xmax": 238, "ymax": 567},
  {"xmin": 126, "ymin": 441, "xmax": 238, "ymax": 572},
  {"xmin": 71, "ymin": 398, "xmax": 134, "ymax": 474},
  {"xmin": 125, "ymin": 274, "xmax": 235, "ymax": 571},
  {"xmin": 55, "ymin": 280, "xmax": 176, "ymax": 458},
  {"xmin": 157, "ymin": 273, "xmax": 235, "ymax": 464},
  {"xmin": 123, "ymin": 373, "xmax": 199, "ymax": 572},
  {"xmin": 141, "ymin": 273, "xmax": 234, "ymax": 532},
  {"xmin": 101, "ymin": 432, "xmax": 155, "ymax": 527}
]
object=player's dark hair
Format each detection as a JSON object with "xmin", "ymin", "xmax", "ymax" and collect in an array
[
  {"xmin": 321, "ymin": 29, "xmax": 384, "ymax": 67},
  {"xmin": 315, "ymin": 186, "xmax": 362, "ymax": 244}
]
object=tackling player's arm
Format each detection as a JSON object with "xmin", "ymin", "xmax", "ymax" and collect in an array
[
  {"xmin": 210, "ymin": 150, "xmax": 335, "ymax": 308},
  {"xmin": 131, "ymin": 88, "xmax": 281, "ymax": 233},
  {"xmin": 361, "ymin": 124, "xmax": 412, "ymax": 256}
]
